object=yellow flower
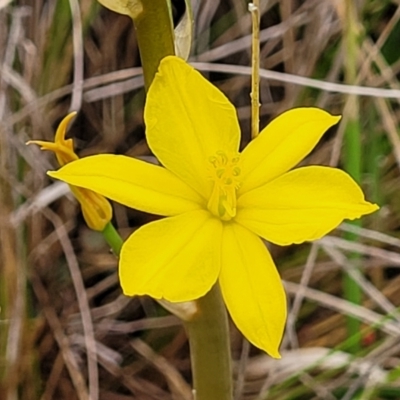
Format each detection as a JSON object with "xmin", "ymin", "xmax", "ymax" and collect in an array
[
  {"xmin": 28, "ymin": 112, "xmax": 112, "ymax": 231},
  {"xmin": 48, "ymin": 56, "xmax": 378, "ymax": 357}
]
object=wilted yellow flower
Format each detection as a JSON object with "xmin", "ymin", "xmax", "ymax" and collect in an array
[
  {"xmin": 47, "ymin": 57, "xmax": 378, "ymax": 357},
  {"xmin": 28, "ymin": 112, "xmax": 112, "ymax": 231}
]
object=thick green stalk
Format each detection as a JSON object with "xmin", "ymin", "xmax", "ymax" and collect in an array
[
  {"xmin": 101, "ymin": 219, "xmax": 233, "ymax": 399},
  {"xmin": 133, "ymin": 0, "xmax": 175, "ymax": 90},
  {"xmin": 343, "ymin": 0, "xmax": 362, "ymax": 353},
  {"xmin": 184, "ymin": 284, "xmax": 233, "ymax": 400},
  {"xmin": 100, "ymin": 2, "xmax": 234, "ymax": 398}
]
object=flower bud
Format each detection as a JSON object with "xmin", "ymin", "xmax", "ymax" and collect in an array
[{"xmin": 27, "ymin": 112, "xmax": 112, "ymax": 231}]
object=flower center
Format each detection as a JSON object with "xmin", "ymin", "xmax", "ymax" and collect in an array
[{"xmin": 207, "ymin": 151, "xmax": 241, "ymax": 221}]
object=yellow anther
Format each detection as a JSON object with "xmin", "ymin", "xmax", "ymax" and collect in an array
[{"xmin": 207, "ymin": 151, "xmax": 241, "ymax": 221}]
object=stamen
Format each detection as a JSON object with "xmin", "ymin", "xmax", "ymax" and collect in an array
[{"xmin": 207, "ymin": 151, "xmax": 241, "ymax": 221}]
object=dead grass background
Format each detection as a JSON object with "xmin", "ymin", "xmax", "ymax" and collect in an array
[{"xmin": 1, "ymin": 0, "xmax": 400, "ymax": 399}]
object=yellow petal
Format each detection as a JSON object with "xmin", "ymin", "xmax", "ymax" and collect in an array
[
  {"xmin": 237, "ymin": 166, "xmax": 379, "ymax": 246},
  {"xmin": 49, "ymin": 154, "xmax": 204, "ymax": 216},
  {"xmin": 219, "ymin": 223, "xmax": 286, "ymax": 358},
  {"xmin": 239, "ymin": 108, "xmax": 341, "ymax": 193},
  {"xmin": 120, "ymin": 210, "xmax": 222, "ymax": 302},
  {"xmin": 145, "ymin": 56, "xmax": 241, "ymax": 197}
]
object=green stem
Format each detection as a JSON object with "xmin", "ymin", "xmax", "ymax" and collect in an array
[
  {"xmin": 343, "ymin": 0, "xmax": 362, "ymax": 353},
  {"xmin": 184, "ymin": 284, "xmax": 233, "ymax": 400},
  {"xmin": 101, "ymin": 221, "xmax": 233, "ymax": 399},
  {"xmin": 102, "ymin": 222, "xmax": 124, "ymax": 256},
  {"xmin": 133, "ymin": 0, "xmax": 175, "ymax": 90},
  {"xmin": 101, "ymin": 221, "xmax": 234, "ymax": 399},
  {"xmin": 250, "ymin": 0, "xmax": 260, "ymax": 140},
  {"xmin": 101, "ymin": 3, "xmax": 233, "ymax": 397}
]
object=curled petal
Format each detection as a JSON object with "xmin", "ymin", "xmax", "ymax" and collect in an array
[
  {"xmin": 219, "ymin": 223, "xmax": 286, "ymax": 358},
  {"xmin": 120, "ymin": 210, "xmax": 222, "ymax": 302},
  {"xmin": 239, "ymin": 108, "xmax": 341, "ymax": 193},
  {"xmin": 49, "ymin": 154, "xmax": 204, "ymax": 216},
  {"xmin": 27, "ymin": 112, "xmax": 78, "ymax": 166},
  {"xmin": 237, "ymin": 166, "xmax": 379, "ymax": 246},
  {"xmin": 145, "ymin": 56, "xmax": 241, "ymax": 197}
]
